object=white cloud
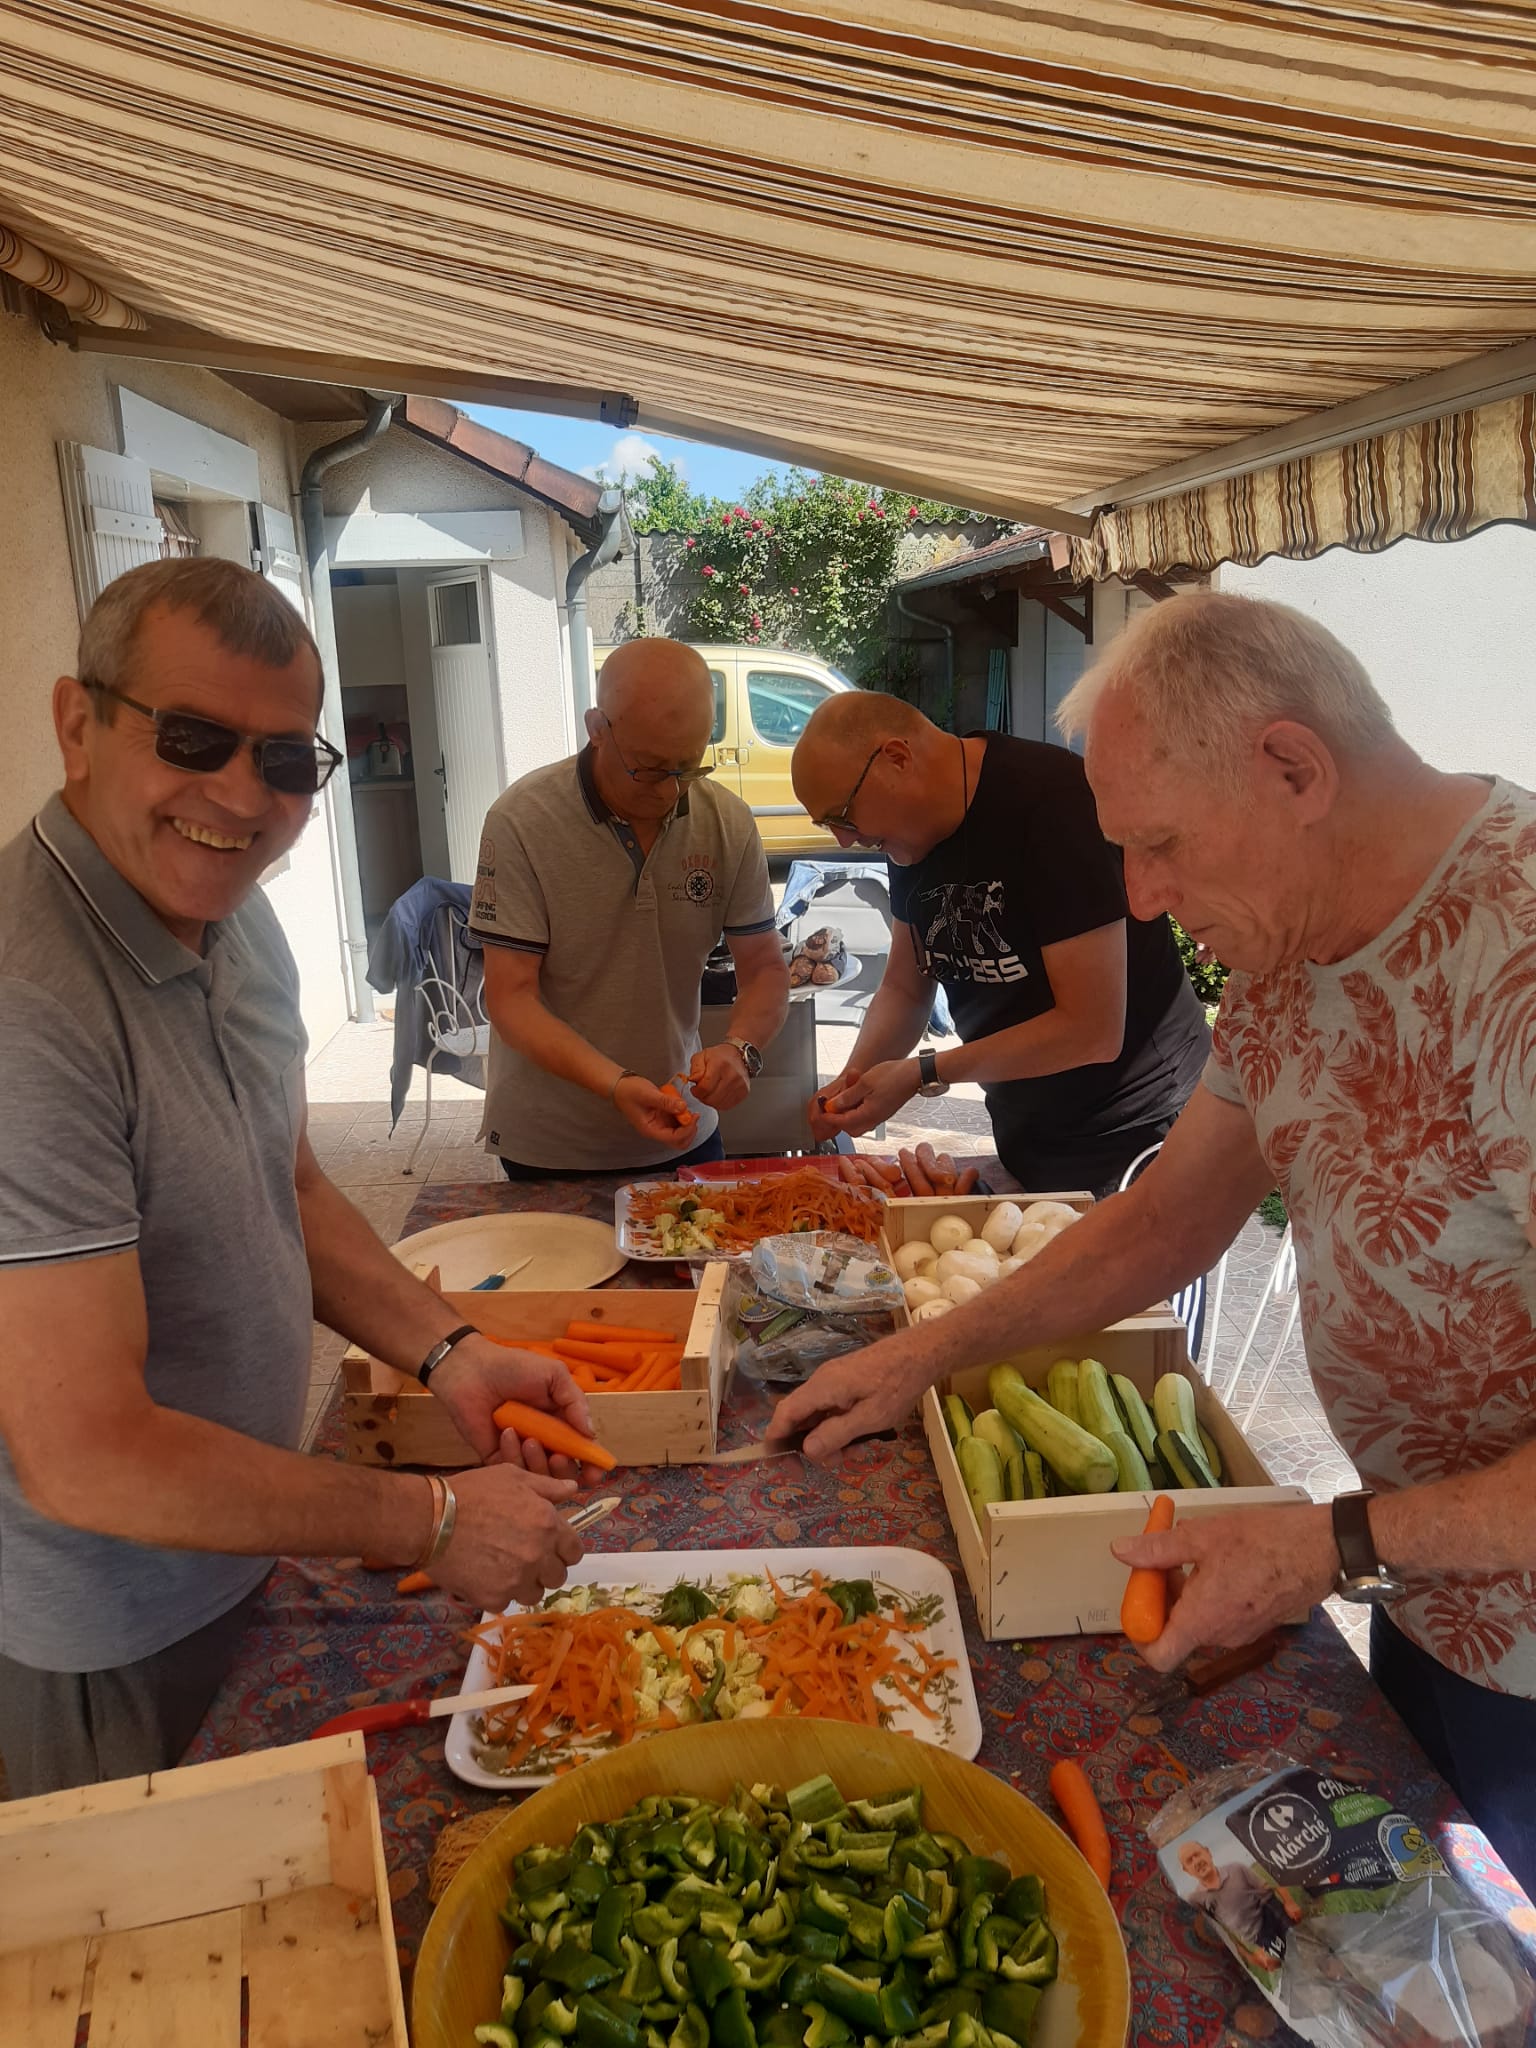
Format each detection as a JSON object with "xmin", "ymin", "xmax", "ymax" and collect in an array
[{"xmin": 585, "ymin": 433, "xmax": 682, "ymax": 486}]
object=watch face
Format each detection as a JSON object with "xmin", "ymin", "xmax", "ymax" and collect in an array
[{"xmin": 1336, "ymin": 1571, "xmax": 1408, "ymax": 1605}]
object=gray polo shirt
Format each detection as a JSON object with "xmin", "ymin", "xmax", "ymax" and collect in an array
[
  {"xmin": 0, "ymin": 796, "xmax": 312, "ymax": 1671},
  {"xmin": 471, "ymin": 748, "xmax": 776, "ymax": 1169}
]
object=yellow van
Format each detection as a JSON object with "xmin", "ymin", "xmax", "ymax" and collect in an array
[{"xmin": 594, "ymin": 642, "xmax": 854, "ymax": 853}]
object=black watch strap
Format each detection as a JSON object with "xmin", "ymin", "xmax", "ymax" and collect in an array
[
  {"xmin": 1332, "ymin": 1490, "xmax": 1379, "ymax": 1579},
  {"xmin": 417, "ymin": 1323, "xmax": 478, "ymax": 1388},
  {"xmin": 918, "ymin": 1049, "xmax": 940, "ymax": 1089}
]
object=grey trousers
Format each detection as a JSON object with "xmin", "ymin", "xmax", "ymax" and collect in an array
[{"xmin": 0, "ymin": 1578, "xmax": 265, "ymax": 1798}]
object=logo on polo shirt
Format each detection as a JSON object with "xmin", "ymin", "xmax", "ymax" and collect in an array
[
  {"xmin": 673, "ymin": 853, "xmax": 717, "ymax": 905},
  {"xmin": 477, "ymin": 837, "xmax": 496, "ymax": 879}
]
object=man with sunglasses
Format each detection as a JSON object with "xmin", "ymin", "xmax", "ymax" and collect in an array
[
  {"xmin": 470, "ymin": 638, "xmax": 787, "ymax": 1175},
  {"xmin": 0, "ymin": 559, "xmax": 598, "ymax": 1796},
  {"xmin": 792, "ymin": 690, "xmax": 1209, "ymax": 1196}
]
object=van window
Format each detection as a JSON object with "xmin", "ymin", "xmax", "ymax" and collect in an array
[
  {"xmin": 747, "ymin": 669, "xmax": 834, "ymax": 747},
  {"xmin": 710, "ymin": 669, "xmax": 728, "ymax": 744}
]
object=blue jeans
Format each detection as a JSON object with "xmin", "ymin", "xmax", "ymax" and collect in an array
[
  {"xmin": 499, "ymin": 1129, "xmax": 726, "ymax": 1180},
  {"xmin": 1370, "ymin": 1606, "xmax": 1536, "ymax": 1897}
]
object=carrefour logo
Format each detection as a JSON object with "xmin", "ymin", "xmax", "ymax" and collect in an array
[{"xmin": 1250, "ymin": 1794, "xmax": 1332, "ymax": 1875}]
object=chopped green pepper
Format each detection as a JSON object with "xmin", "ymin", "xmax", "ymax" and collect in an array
[
  {"xmin": 477, "ymin": 2029, "xmax": 519, "ymax": 2048},
  {"xmin": 799, "ymin": 1882, "xmax": 853, "ymax": 1934},
  {"xmin": 877, "ymin": 1980, "xmax": 922, "ymax": 2038},
  {"xmin": 998, "ymin": 1925, "xmax": 1057, "ymax": 1989},
  {"xmin": 571, "ymin": 1862, "xmax": 614, "ymax": 1910},
  {"xmin": 669, "ymin": 2007, "xmax": 710, "ymax": 2048},
  {"xmin": 544, "ymin": 1947, "xmax": 622, "ymax": 1996},
  {"xmin": 844, "ymin": 1899, "xmax": 887, "ymax": 1961},
  {"xmin": 954, "ymin": 1860, "xmax": 1010, "ymax": 1912},
  {"xmin": 812, "ymin": 1965, "xmax": 885, "ymax": 2036},
  {"xmin": 981, "ymin": 1984, "xmax": 1042, "ymax": 2045},
  {"xmin": 658, "ymin": 1584, "xmax": 717, "ymax": 1627},
  {"xmin": 621, "ymin": 1937, "xmax": 664, "ymax": 2005},
  {"xmin": 849, "ymin": 1789, "xmax": 922, "ymax": 1836},
  {"xmin": 975, "ymin": 1918, "xmax": 1022, "ymax": 1976},
  {"xmin": 758, "ymin": 2012, "xmax": 806, "ymax": 2048},
  {"xmin": 998, "ymin": 1878, "xmax": 1044, "ymax": 1927},
  {"xmin": 902, "ymin": 1932, "xmax": 956, "ymax": 1985},
  {"xmin": 594, "ymin": 1888, "xmax": 635, "ymax": 1966},
  {"xmin": 726, "ymin": 1941, "xmax": 788, "ymax": 1995},
  {"xmin": 788, "ymin": 1776, "xmax": 849, "ymax": 1827},
  {"xmin": 657, "ymin": 1940, "xmax": 691, "ymax": 2004},
  {"xmin": 575, "ymin": 1994, "xmax": 642, "ymax": 2048},
  {"xmin": 682, "ymin": 1933, "xmax": 736, "ymax": 2009},
  {"xmin": 822, "ymin": 1580, "xmax": 878, "ymax": 1626},
  {"xmin": 802, "ymin": 2006, "xmax": 850, "ymax": 2048},
  {"xmin": 709, "ymin": 1986, "xmax": 758, "ymax": 2048},
  {"xmin": 956, "ymin": 1897, "xmax": 993, "ymax": 1973},
  {"xmin": 788, "ymin": 1925, "xmax": 845, "ymax": 1961}
]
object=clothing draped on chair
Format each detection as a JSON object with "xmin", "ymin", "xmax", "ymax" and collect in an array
[{"xmin": 365, "ymin": 878, "xmax": 486, "ymax": 1131}]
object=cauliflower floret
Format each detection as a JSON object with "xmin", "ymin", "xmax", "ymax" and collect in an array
[{"xmin": 726, "ymin": 1581, "xmax": 777, "ymax": 1624}]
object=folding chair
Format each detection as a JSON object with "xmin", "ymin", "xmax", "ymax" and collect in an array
[
  {"xmin": 1116, "ymin": 1141, "xmax": 1229, "ymax": 1378},
  {"xmin": 1214, "ymin": 1223, "xmax": 1299, "ymax": 1428},
  {"xmin": 403, "ymin": 903, "xmax": 490, "ymax": 1176}
]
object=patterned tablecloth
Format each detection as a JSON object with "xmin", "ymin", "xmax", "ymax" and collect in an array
[{"xmin": 187, "ymin": 1175, "xmax": 1534, "ymax": 2045}]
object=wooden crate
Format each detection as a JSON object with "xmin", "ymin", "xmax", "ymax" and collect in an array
[
  {"xmin": 0, "ymin": 1734, "xmax": 406, "ymax": 2048},
  {"xmin": 342, "ymin": 1265, "xmax": 731, "ymax": 1469},
  {"xmin": 924, "ymin": 1315, "xmax": 1310, "ymax": 1638}
]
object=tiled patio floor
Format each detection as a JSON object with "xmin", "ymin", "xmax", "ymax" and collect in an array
[{"xmin": 306, "ymin": 1019, "xmax": 1366, "ymax": 1659}]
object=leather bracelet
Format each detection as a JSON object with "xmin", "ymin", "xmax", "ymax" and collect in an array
[
  {"xmin": 609, "ymin": 1068, "xmax": 640, "ymax": 1105},
  {"xmin": 422, "ymin": 1476, "xmax": 458, "ymax": 1569},
  {"xmin": 417, "ymin": 1323, "xmax": 477, "ymax": 1389}
]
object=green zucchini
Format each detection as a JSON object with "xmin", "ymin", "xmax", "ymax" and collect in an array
[
  {"xmin": 1101, "ymin": 1427, "xmax": 1151, "ymax": 1494},
  {"xmin": 971, "ymin": 1410, "xmax": 1025, "ymax": 1501},
  {"xmin": 988, "ymin": 1366, "xmax": 1117, "ymax": 1494},
  {"xmin": 1157, "ymin": 1428, "xmax": 1218, "ymax": 1489},
  {"xmin": 1152, "ymin": 1372, "xmax": 1200, "ymax": 1445},
  {"xmin": 1075, "ymin": 1359, "xmax": 1120, "ymax": 1444},
  {"xmin": 956, "ymin": 1435, "xmax": 1006, "ymax": 1526},
  {"xmin": 1198, "ymin": 1425, "xmax": 1224, "ymax": 1483},
  {"xmin": 1044, "ymin": 1360, "xmax": 1080, "ymax": 1426},
  {"xmin": 1021, "ymin": 1450, "xmax": 1049, "ymax": 1500},
  {"xmin": 1110, "ymin": 1374, "xmax": 1160, "ymax": 1466},
  {"xmin": 941, "ymin": 1395, "xmax": 974, "ymax": 1446}
]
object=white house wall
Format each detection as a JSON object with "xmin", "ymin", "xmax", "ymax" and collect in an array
[
  {"xmin": 1218, "ymin": 531, "xmax": 1536, "ymax": 791},
  {"xmin": 0, "ymin": 310, "xmax": 351, "ymax": 1055}
]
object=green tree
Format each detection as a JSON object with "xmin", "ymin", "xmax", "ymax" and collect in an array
[
  {"xmin": 622, "ymin": 455, "xmax": 714, "ymax": 535},
  {"xmin": 684, "ymin": 471, "xmax": 975, "ymax": 676}
]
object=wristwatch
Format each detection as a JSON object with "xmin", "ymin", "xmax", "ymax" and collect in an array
[
  {"xmin": 1332, "ymin": 1489, "xmax": 1408, "ymax": 1604},
  {"xmin": 916, "ymin": 1048, "xmax": 949, "ymax": 1098},
  {"xmin": 724, "ymin": 1036, "xmax": 764, "ymax": 1080}
]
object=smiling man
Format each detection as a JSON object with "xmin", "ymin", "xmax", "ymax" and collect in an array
[
  {"xmin": 770, "ymin": 591, "xmax": 1536, "ymax": 1891},
  {"xmin": 0, "ymin": 559, "xmax": 594, "ymax": 1796}
]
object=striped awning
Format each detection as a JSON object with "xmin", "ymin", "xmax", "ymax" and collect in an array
[{"xmin": 2, "ymin": 2, "xmax": 1534, "ymax": 560}]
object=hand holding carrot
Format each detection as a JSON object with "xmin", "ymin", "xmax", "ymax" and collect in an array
[
  {"xmin": 613, "ymin": 1072, "xmax": 699, "ymax": 1148},
  {"xmin": 429, "ymin": 1462, "xmax": 585, "ymax": 1610},
  {"xmin": 689, "ymin": 1042, "xmax": 753, "ymax": 1112},
  {"xmin": 1120, "ymin": 1494, "xmax": 1177, "ymax": 1644},
  {"xmin": 428, "ymin": 1335, "xmax": 604, "ymax": 1480}
]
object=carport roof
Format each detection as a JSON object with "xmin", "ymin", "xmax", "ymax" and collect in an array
[{"xmin": 4, "ymin": 3, "xmax": 1534, "ymax": 571}]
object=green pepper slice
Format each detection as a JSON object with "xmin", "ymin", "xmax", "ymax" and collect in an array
[
  {"xmin": 570, "ymin": 1861, "xmax": 613, "ymax": 1910},
  {"xmin": 812, "ymin": 1965, "xmax": 884, "ymax": 2037},
  {"xmin": 669, "ymin": 2007, "xmax": 710, "ymax": 2048},
  {"xmin": 976, "ymin": 1916, "xmax": 1022, "ymax": 1976},
  {"xmin": 788, "ymin": 1926, "xmax": 845, "ymax": 1961},
  {"xmin": 593, "ymin": 1888, "xmax": 634, "ymax": 1967},
  {"xmin": 954, "ymin": 1859, "xmax": 1010, "ymax": 1912},
  {"xmin": 999, "ymin": 1878, "xmax": 1045, "ymax": 1927},
  {"xmin": 477, "ymin": 2029, "xmax": 519, "ymax": 2048},
  {"xmin": 844, "ymin": 1899, "xmax": 887, "ymax": 1960},
  {"xmin": 708, "ymin": 1986, "xmax": 758, "ymax": 2048},
  {"xmin": 999, "ymin": 1924, "xmax": 1057, "ymax": 1988},
  {"xmin": 575, "ymin": 1995, "xmax": 642, "ymax": 2048},
  {"xmin": 956, "ymin": 1897, "xmax": 993, "ymax": 1973},
  {"xmin": 544, "ymin": 1948, "xmax": 622, "ymax": 1996},
  {"xmin": 877, "ymin": 1980, "xmax": 922, "ymax": 2038},
  {"xmin": 803, "ymin": 2006, "xmax": 852, "ymax": 2048},
  {"xmin": 982, "ymin": 1984, "xmax": 1043, "ymax": 2045},
  {"xmin": 681, "ymin": 1934, "xmax": 736, "ymax": 2009}
]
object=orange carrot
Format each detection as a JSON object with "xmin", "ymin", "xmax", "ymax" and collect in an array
[
  {"xmin": 1120, "ymin": 1494, "xmax": 1177, "ymax": 1645},
  {"xmin": 1050, "ymin": 1758, "xmax": 1112, "ymax": 1890},
  {"xmin": 491, "ymin": 1398, "xmax": 617, "ymax": 1470},
  {"xmin": 396, "ymin": 1570, "xmax": 434, "ymax": 1595},
  {"xmin": 553, "ymin": 1339, "xmax": 650, "ymax": 1371},
  {"xmin": 564, "ymin": 1321, "xmax": 682, "ymax": 1347}
]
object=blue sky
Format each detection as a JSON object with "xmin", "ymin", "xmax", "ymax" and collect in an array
[{"xmin": 465, "ymin": 405, "xmax": 780, "ymax": 501}]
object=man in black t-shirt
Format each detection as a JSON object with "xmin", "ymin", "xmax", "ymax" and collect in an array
[{"xmin": 792, "ymin": 692, "xmax": 1209, "ymax": 1194}]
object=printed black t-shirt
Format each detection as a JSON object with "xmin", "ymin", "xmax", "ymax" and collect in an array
[{"xmin": 887, "ymin": 735, "xmax": 1209, "ymax": 1187}]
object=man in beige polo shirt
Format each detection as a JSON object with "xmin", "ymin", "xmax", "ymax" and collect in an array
[{"xmin": 472, "ymin": 640, "xmax": 789, "ymax": 1175}]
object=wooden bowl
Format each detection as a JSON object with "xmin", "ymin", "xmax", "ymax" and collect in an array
[{"xmin": 413, "ymin": 1719, "xmax": 1129, "ymax": 2048}]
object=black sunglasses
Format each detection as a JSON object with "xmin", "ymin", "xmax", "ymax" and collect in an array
[
  {"xmin": 816, "ymin": 744, "xmax": 884, "ymax": 834},
  {"xmin": 85, "ymin": 681, "xmax": 342, "ymax": 797}
]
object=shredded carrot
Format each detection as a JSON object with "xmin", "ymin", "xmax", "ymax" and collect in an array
[
  {"xmin": 468, "ymin": 1571, "xmax": 956, "ymax": 1769},
  {"xmin": 627, "ymin": 1169, "xmax": 885, "ymax": 1252}
]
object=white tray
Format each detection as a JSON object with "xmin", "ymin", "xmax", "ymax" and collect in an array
[
  {"xmin": 392, "ymin": 1212, "xmax": 625, "ymax": 1291},
  {"xmin": 445, "ymin": 1545, "xmax": 982, "ymax": 1790},
  {"xmin": 614, "ymin": 1177, "xmax": 886, "ymax": 1263}
]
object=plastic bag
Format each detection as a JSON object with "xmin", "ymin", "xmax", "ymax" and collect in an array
[
  {"xmin": 1150, "ymin": 1753, "xmax": 1535, "ymax": 2048},
  {"xmin": 724, "ymin": 1231, "xmax": 901, "ymax": 1385}
]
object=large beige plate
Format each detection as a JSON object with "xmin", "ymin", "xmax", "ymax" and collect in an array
[
  {"xmin": 392, "ymin": 1213, "xmax": 626, "ymax": 1291},
  {"xmin": 413, "ymin": 1719, "xmax": 1130, "ymax": 2048}
]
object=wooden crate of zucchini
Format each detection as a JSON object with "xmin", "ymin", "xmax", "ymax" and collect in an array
[{"xmin": 922, "ymin": 1314, "xmax": 1308, "ymax": 1639}]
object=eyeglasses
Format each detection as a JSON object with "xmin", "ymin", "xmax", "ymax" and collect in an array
[
  {"xmin": 601, "ymin": 715, "xmax": 715, "ymax": 788},
  {"xmin": 815, "ymin": 744, "xmax": 884, "ymax": 834},
  {"xmin": 85, "ymin": 682, "xmax": 342, "ymax": 797}
]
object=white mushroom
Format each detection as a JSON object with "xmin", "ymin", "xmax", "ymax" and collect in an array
[
  {"xmin": 911, "ymin": 1297, "xmax": 956, "ymax": 1322},
  {"xmin": 1016, "ymin": 1200, "xmax": 1081, "ymax": 1233},
  {"xmin": 903, "ymin": 1275, "xmax": 944, "ymax": 1309},
  {"xmin": 927, "ymin": 1215, "xmax": 973, "ymax": 1255},
  {"xmin": 934, "ymin": 1249, "xmax": 996, "ymax": 1287},
  {"xmin": 960, "ymin": 1237, "xmax": 999, "ymax": 1264},
  {"xmin": 979, "ymin": 1202, "xmax": 1025, "ymax": 1253},
  {"xmin": 941, "ymin": 1274, "xmax": 984, "ymax": 1305},
  {"xmin": 892, "ymin": 1240, "xmax": 939, "ymax": 1280}
]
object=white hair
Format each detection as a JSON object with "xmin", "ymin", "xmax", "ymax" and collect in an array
[{"xmin": 1056, "ymin": 590, "xmax": 1395, "ymax": 788}]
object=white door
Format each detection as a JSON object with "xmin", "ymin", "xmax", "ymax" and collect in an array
[
  {"xmin": 56, "ymin": 442, "xmax": 163, "ymax": 617},
  {"xmin": 428, "ymin": 572, "xmax": 501, "ymax": 883}
]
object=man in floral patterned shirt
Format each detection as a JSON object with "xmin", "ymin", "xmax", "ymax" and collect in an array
[{"xmin": 772, "ymin": 592, "xmax": 1536, "ymax": 1891}]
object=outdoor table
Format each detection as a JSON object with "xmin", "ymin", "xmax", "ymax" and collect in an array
[{"xmin": 187, "ymin": 1174, "xmax": 1534, "ymax": 2044}]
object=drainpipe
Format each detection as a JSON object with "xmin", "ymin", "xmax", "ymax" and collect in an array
[
  {"xmin": 565, "ymin": 488, "xmax": 628, "ymax": 721},
  {"xmin": 299, "ymin": 395, "xmax": 399, "ymax": 1021},
  {"xmin": 895, "ymin": 589, "xmax": 955, "ymax": 721}
]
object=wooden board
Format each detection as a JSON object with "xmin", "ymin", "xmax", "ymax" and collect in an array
[
  {"xmin": 926, "ymin": 1334, "xmax": 1310, "ymax": 1638},
  {"xmin": 342, "ymin": 1269, "xmax": 731, "ymax": 1468},
  {"xmin": 412, "ymin": 1718, "xmax": 1129, "ymax": 2048},
  {"xmin": 0, "ymin": 1738, "xmax": 407, "ymax": 2048}
]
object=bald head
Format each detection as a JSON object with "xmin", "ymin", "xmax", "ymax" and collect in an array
[
  {"xmin": 792, "ymin": 690, "xmax": 930, "ymax": 806},
  {"xmin": 597, "ymin": 638, "xmax": 714, "ymax": 739}
]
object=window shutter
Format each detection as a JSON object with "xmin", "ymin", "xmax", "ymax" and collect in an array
[
  {"xmin": 253, "ymin": 503, "xmax": 307, "ymax": 615},
  {"xmin": 56, "ymin": 441, "xmax": 162, "ymax": 617}
]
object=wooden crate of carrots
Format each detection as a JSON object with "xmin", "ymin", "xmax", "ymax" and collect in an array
[{"xmin": 341, "ymin": 1268, "xmax": 730, "ymax": 1470}]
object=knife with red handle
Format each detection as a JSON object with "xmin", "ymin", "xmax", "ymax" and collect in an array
[{"xmin": 311, "ymin": 1679, "xmax": 535, "ymax": 1740}]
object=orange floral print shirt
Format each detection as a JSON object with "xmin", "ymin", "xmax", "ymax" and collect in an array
[{"xmin": 1205, "ymin": 779, "xmax": 1536, "ymax": 1695}]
